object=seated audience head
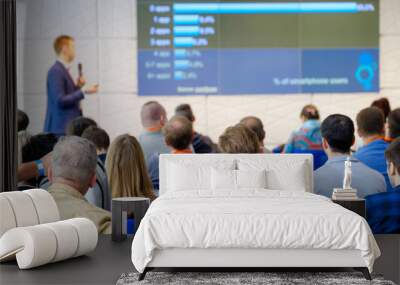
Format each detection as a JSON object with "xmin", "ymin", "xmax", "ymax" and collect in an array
[
  {"xmin": 105, "ymin": 134, "xmax": 155, "ymax": 200},
  {"xmin": 54, "ymin": 35, "xmax": 75, "ymax": 63},
  {"xmin": 49, "ymin": 136, "xmax": 97, "ymax": 195},
  {"xmin": 175, "ymin": 103, "xmax": 195, "ymax": 122},
  {"xmin": 17, "ymin": 110, "xmax": 29, "ymax": 132},
  {"xmin": 219, "ymin": 124, "xmax": 260, "ymax": 154},
  {"xmin": 66, "ymin": 116, "xmax": 97, "ymax": 137},
  {"xmin": 300, "ymin": 104, "xmax": 320, "ymax": 122},
  {"xmin": 356, "ymin": 107, "xmax": 385, "ymax": 139},
  {"xmin": 140, "ymin": 101, "xmax": 167, "ymax": 129},
  {"xmin": 22, "ymin": 133, "xmax": 58, "ymax": 163},
  {"xmin": 385, "ymin": 138, "xmax": 400, "ymax": 188},
  {"xmin": 240, "ymin": 116, "xmax": 266, "ymax": 147},
  {"xmin": 320, "ymin": 114, "xmax": 355, "ymax": 157},
  {"xmin": 81, "ymin": 126, "xmax": 110, "ymax": 155},
  {"xmin": 388, "ymin": 108, "xmax": 400, "ymax": 140},
  {"xmin": 163, "ymin": 115, "xmax": 193, "ymax": 151},
  {"xmin": 371, "ymin": 97, "xmax": 391, "ymax": 120}
]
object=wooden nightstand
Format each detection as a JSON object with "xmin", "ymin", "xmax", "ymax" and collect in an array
[{"xmin": 332, "ymin": 198, "xmax": 366, "ymax": 218}]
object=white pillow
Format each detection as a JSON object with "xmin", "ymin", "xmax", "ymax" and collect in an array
[
  {"xmin": 238, "ymin": 159, "xmax": 309, "ymax": 191},
  {"xmin": 211, "ymin": 168, "xmax": 236, "ymax": 190},
  {"xmin": 211, "ymin": 169, "xmax": 267, "ymax": 191},
  {"xmin": 237, "ymin": 169, "xmax": 267, "ymax": 189},
  {"xmin": 166, "ymin": 160, "xmax": 235, "ymax": 192}
]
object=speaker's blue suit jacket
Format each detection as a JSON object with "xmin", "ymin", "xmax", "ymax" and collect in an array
[{"xmin": 44, "ymin": 61, "xmax": 84, "ymax": 135}]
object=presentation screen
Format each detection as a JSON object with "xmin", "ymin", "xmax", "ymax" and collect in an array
[{"xmin": 137, "ymin": 1, "xmax": 379, "ymax": 95}]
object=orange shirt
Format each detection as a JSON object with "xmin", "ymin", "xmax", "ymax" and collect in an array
[{"xmin": 172, "ymin": 149, "xmax": 193, "ymax": 154}]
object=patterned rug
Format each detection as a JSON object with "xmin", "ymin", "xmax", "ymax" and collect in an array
[{"xmin": 117, "ymin": 271, "xmax": 396, "ymax": 285}]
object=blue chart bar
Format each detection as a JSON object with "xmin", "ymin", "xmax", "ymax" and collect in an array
[
  {"xmin": 174, "ymin": 71, "xmax": 185, "ymax": 80},
  {"xmin": 174, "ymin": 49, "xmax": 187, "ymax": 58},
  {"xmin": 174, "ymin": 60, "xmax": 191, "ymax": 69},
  {"xmin": 173, "ymin": 2, "xmax": 359, "ymax": 14},
  {"xmin": 173, "ymin": 15, "xmax": 200, "ymax": 25},
  {"xmin": 174, "ymin": 37, "xmax": 194, "ymax": 47},
  {"xmin": 174, "ymin": 26, "xmax": 201, "ymax": 36}
]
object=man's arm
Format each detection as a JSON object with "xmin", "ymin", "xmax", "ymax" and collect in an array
[{"xmin": 17, "ymin": 153, "xmax": 52, "ymax": 182}]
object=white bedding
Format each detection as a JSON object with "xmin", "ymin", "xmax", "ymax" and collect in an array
[{"xmin": 131, "ymin": 190, "xmax": 380, "ymax": 273}]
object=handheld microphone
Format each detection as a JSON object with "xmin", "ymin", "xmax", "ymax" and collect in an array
[{"xmin": 78, "ymin": 63, "xmax": 83, "ymax": 77}]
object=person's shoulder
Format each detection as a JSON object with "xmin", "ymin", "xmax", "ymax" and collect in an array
[
  {"xmin": 355, "ymin": 161, "xmax": 386, "ymax": 185},
  {"xmin": 356, "ymin": 160, "xmax": 383, "ymax": 175},
  {"xmin": 314, "ymin": 162, "xmax": 336, "ymax": 176},
  {"xmin": 48, "ymin": 61, "xmax": 62, "ymax": 73}
]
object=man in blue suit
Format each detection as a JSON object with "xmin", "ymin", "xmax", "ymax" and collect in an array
[{"xmin": 44, "ymin": 35, "xmax": 98, "ymax": 136}]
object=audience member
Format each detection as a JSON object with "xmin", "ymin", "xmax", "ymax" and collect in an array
[
  {"xmin": 147, "ymin": 115, "xmax": 194, "ymax": 191},
  {"xmin": 106, "ymin": 134, "xmax": 156, "ymax": 201},
  {"xmin": 388, "ymin": 108, "xmax": 400, "ymax": 140},
  {"xmin": 354, "ymin": 107, "xmax": 393, "ymax": 191},
  {"xmin": 18, "ymin": 134, "xmax": 57, "ymax": 190},
  {"xmin": 371, "ymin": 97, "xmax": 391, "ymax": 121},
  {"xmin": 22, "ymin": 133, "xmax": 58, "ymax": 163},
  {"xmin": 66, "ymin": 116, "xmax": 97, "ymax": 137},
  {"xmin": 18, "ymin": 133, "xmax": 58, "ymax": 189},
  {"xmin": 62, "ymin": 117, "xmax": 110, "ymax": 209},
  {"xmin": 314, "ymin": 114, "xmax": 386, "ymax": 198},
  {"xmin": 17, "ymin": 109, "xmax": 31, "ymax": 165},
  {"xmin": 366, "ymin": 138, "xmax": 400, "ymax": 234},
  {"xmin": 48, "ymin": 136, "xmax": 111, "ymax": 234},
  {"xmin": 219, "ymin": 124, "xmax": 260, "ymax": 153},
  {"xmin": 139, "ymin": 101, "xmax": 170, "ymax": 162},
  {"xmin": 283, "ymin": 104, "xmax": 323, "ymax": 153},
  {"xmin": 240, "ymin": 116, "xmax": 270, "ymax": 153},
  {"xmin": 18, "ymin": 109, "xmax": 30, "ymax": 132},
  {"xmin": 82, "ymin": 126, "xmax": 110, "ymax": 164},
  {"xmin": 175, "ymin": 103, "xmax": 216, "ymax": 153}
]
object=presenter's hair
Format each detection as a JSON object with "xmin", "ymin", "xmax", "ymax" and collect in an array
[
  {"xmin": 163, "ymin": 115, "xmax": 193, "ymax": 150},
  {"xmin": 300, "ymin": 104, "xmax": 320, "ymax": 120},
  {"xmin": 219, "ymin": 124, "xmax": 260, "ymax": 154},
  {"xmin": 51, "ymin": 136, "xmax": 97, "ymax": 185},
  {"xmin": 385, "ymin": 138, "xmax": 400, "ymax": 172},
  {"xmin": 321, "ymin": 114, "xmax": 354, "ymax": 154},
  {"xmin": 105, "ymin": 134, "xmax": 155, "ymax": 200},
  {"xmin": 240, "ymin": 116, "xmax": 266, "ymax": 144},
  {"xmin": 388, "ymin": 108, "xmax": 400, "ymax": 139},
  {"xmin": 53, "ymin": 35, "xmax": 74, "ymax": 55},
  {"xmin": 356, "ymin": 107, "xmax": 385, "ymax": 136},
  {"xmin": 175, "ymin": 104, "xmax": 195, "ymax": 122}
]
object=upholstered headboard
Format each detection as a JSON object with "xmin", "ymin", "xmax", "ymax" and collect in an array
[{"xmin": 159, "ymin": 154, "xmax": 313, "ymax": 195}]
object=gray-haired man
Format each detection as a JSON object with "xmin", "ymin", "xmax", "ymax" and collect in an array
[{"xmin": 48, "ymin": 136, "xmax": 111, "ymax": 234}]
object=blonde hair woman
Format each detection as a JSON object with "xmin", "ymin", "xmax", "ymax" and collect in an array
[{"xmin": 105, "ymin": 134, "xmax": 156, "ymax": 201}]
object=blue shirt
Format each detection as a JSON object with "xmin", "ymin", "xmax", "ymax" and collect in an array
[
  {"xmin": 314, "ymin": 155, "xmax": 386, "ymax": 198},
  {"xmin": 366, "ymin": 185, "xmax": 400, "ymax": 234},
  {"xmin": 284, "ymin": 120, "xmax": 323, "ymax": 153},
  {"xmin": 139, "ymin": 130, "xmax": 170, "ymax": 163},
  {"xmin": 354, "ymin": 139, "xmax": 393, "ymax": 192},
  {"xmin": 147, "ymin": 153, "xmax": 160, "ymax": 191}
]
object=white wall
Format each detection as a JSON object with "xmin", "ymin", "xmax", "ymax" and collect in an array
[{"xmin": 17, "ymin": 0, "xmax": 400, "ymax": 147}]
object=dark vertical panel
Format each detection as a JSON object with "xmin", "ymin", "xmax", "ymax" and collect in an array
[{"xmin": 0, "ymin": 0, "xmax": 17, "ymax": 192}]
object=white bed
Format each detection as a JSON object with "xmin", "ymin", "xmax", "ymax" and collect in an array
[{"xmin": 131, "ymin": 154, "xmax": 380, "ymax": 280}]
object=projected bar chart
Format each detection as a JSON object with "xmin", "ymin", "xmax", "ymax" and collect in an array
[{"xmin": 138, "ymin": 1, "xmax": 379, "ymax": 95}]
